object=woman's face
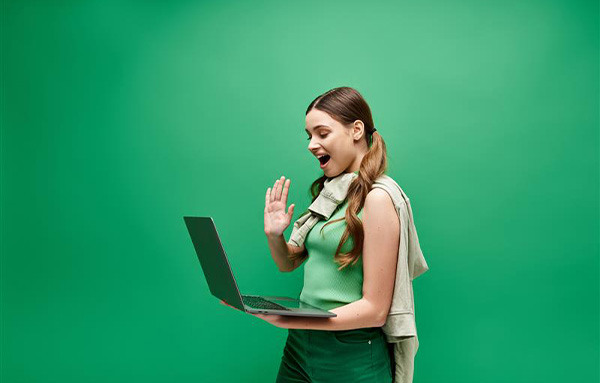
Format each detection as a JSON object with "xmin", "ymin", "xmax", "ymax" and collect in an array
[{"xmin": 305, "ymin": 109, "xmax": 365, "ymax": 177}]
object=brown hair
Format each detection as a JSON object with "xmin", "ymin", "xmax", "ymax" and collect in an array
[{"xmin": 289, "ymin": 86, "xmax": 388, "ymax": 270}]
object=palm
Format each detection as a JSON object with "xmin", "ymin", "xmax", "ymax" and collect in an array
[{"xmin": 264, "ymin": 176, "xmax": 295, "ymax": 237}]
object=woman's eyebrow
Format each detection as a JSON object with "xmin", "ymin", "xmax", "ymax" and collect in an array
[{"xmin": 305, "ymin": 124, "xmax": 330, "ymax": 133}]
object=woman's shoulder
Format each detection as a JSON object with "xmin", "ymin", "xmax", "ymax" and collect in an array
[
  {"xmin": 368, "ymin": 174, "xmax": 404, "ymax": 206},
  {"xmin": 365, "ymin": 187, "xmax": 395, "ymax": 205},
  {"xmin": 362, "ymin": 186, "xmax": 398, "ymax": 223}
]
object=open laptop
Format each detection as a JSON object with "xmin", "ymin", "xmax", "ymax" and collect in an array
[{"xmin": 183, "ymin": 216, "xmax": 336, "ymax": 317}]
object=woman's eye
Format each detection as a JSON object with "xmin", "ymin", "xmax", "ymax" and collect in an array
[{"xmin": 306, "ymin": 135, "xmax": 327, "ymax": 141}]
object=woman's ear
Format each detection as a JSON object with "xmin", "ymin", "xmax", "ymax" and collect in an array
[{"xmin": 352, "ymin": 120, "xmax": 365, "ymax": 141}]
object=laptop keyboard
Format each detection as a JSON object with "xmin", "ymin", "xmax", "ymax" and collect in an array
[{"xmin": 242, "ymin": 295, "xmax": 290, "ymax": 311}]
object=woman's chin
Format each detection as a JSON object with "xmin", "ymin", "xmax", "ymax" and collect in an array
[{"xmin": 324, "ymin": 168, "xmax": 343, "ymax": 178}]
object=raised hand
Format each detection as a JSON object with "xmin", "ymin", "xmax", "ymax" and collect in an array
[{"xmin": 264, "ymin": 176, "xmax": 295, "ymax": 237}]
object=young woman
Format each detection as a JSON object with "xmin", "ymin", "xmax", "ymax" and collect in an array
[{"xmin": 225, "ymin": 86, "xmax": 400, "ymax": 382}]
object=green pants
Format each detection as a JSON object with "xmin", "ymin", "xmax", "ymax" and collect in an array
[{"xmin": 275, "ymin": 327, "xmax": 393, "ymax": 383}]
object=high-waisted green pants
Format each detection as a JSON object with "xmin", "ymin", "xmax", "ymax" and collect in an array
[{"xmin": 275, "ymin": 327, "xmax": 393, "ymax": 383}]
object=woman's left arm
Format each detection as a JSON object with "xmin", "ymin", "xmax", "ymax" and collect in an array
[{"xmin": 248, "ymin": 188, "xmax": 400, "ymax": 330}]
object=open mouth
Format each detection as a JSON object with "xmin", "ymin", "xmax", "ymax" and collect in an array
[{"xmin": 318, "ymin": 155, "xmax": 331, "ymax": 168}]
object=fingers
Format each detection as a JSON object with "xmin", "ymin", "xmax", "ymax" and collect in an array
[
  {"xmin": 275, "ymin": 176, "xmax": 284, "ymax": 200},
  {"xmin": 265, "ymin": 187, "xmax": 271, "ymax": 209},
  {"xmin": 220, "ymin": 300, "xmax": 239, "ymax": 311},
  {"xmin": 281, "ymin": 178, "xmax": 290, "ymax": 204},
  {"xmin": 268, "ymin": 176, "xmax": 291, "ymax": 203},
  {"xmin": 270, "ymin": 178, "xmax": 278, "ymax": 202}
]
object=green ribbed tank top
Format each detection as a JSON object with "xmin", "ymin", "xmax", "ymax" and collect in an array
[{"xmin": 299, "ymin": 171, "xmax": 364, "ymax": 311}]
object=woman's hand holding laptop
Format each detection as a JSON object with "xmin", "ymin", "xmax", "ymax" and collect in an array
[{"xmin": 220, "ymin": 299, "xmax": 291, "ymax": 328}]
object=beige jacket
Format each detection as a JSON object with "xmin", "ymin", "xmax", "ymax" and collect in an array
[
  {"xmin": 373, "ymin": 174, "xmax": 429, "ymax": 383},
  {"xmin": 287, "ymin": 172, "xmax": 429, "ymax": 383}
]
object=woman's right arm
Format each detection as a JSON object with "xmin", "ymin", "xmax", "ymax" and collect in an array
[
  {"xmin": 264, "ymin": 176, "xmax": 306, "ymax": 273},
  {"xmin": 266, "ymin": 234, "xmax": 306, "ymax": 272}
]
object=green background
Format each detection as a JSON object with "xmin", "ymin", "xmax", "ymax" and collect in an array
[{"xmin": 2, "ymin": 0, "xmax": 598, "ymax": 382}]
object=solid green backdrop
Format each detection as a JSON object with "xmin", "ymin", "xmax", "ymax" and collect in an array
[{"xmin": 2, "ymin": 0, "xmax": 598, "ymax": 382}]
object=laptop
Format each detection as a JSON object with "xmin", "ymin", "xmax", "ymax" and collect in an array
[{"xmin": 183, "ymin": 216, "xmax": 336, "ymax": 317}]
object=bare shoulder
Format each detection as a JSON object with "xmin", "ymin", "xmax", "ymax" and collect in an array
[
  {"xmin": 365, "ymin": 187, "xmax": 395, "ymax": 211},
  {"xmin": 362, "ymin": 188, "xmax": 397, "ymax": 228}
]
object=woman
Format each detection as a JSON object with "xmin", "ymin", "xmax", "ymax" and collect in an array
[{"xmin": 225, "ymin": 86, "xmax": 400, "ymax": 382}]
